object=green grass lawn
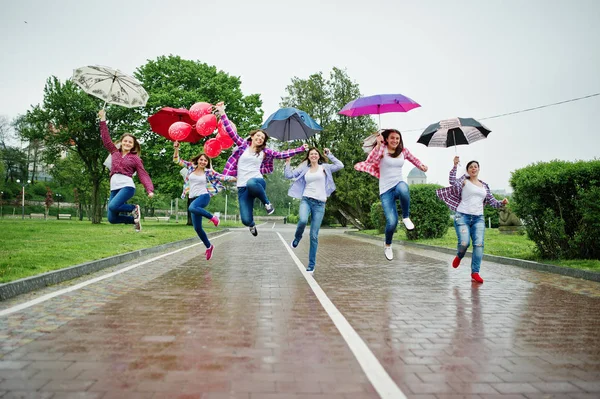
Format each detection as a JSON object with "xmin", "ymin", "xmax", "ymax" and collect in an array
[
  {"xmin": 0, "ymin": 218, "xmax": 241, "ymax": 283},
  {"xmin": 361, "ymin": 227, "xmax": 600, "ymax": 272}
]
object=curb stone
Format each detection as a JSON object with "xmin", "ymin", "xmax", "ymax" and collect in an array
[
  {"xmin": 0, "ymin": 229, "xmax": 229, "ymax": 301},
  {"xmin": 346, "ymin": 230, "xmax": 600, "ymax": 283}
]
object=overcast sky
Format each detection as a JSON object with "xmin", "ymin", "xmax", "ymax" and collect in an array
[{"xmin": 2, "ymin": 0, "xmax": 599, "ymax": 191}]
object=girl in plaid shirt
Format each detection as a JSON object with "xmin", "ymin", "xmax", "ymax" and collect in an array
[
  {"xmin": 214, "ymin": 102, "xmax": 307, "ymax": 237},
  {"xmin": 355, "ymin": 129, "xmax": 428, "ymax": 261},
  {"xmin": 173, "ymin": 141, "xmax": 236, "ymax": 260},
  {"xmin": 436, "ymin": 156, "xmax": 508, "ymax": 283},
  {"xmin": 98, "ymin": 109, "xmax": 154, "ymax": 232}
]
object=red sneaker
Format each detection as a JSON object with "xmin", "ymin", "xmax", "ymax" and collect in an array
[
  {"xmin": 452, "ymin": 256, "xmax": 461, "ymax": 268},
  {"xmin": 211, "ymin": 215, "xmax": 220, "ymax": 227},
  {"xmin": 471, "ymin": 272, "xmax": 484, "ymax": 284},
  {"xmin": 205, "ymin": 245, "xmax": 214, "ymax": 261}
]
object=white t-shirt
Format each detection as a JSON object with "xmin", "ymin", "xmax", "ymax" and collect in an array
[
  {"xmin": 303, "ymin": 165, "xmax": 327, "ymax": 202},
  {"xmin": 457, "ymin": 179, "xmax": 486, "ymax": 215},
  {"xmin": 188, "ymin": 172, "xmax": 208, "ymax": 199},
  {"xmin": 379, "ymin": 151, "xmax": 406, "ymax": 195},
  {"xmin": 237, "ymin": 147, "xmax": 264, "ymax": 187},
  {"xmin": 110, "ymin": 174, "xmax": 135, "ymax": 191}
]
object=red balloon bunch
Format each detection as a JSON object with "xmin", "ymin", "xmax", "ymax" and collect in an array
[{"xmin": 216, "ymin": 120, "xmax": 235, "ymax": 149}]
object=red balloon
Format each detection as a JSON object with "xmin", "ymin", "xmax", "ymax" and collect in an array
[
  {"xmin": 168, "ymin": 121, "xmax": 192, "ymax": 141},
  {"xmin": 189, "ymin": 102, "xmax": 213, "ymax": 122},
  {"xmin": 196, "ymin": 114, "xmax": 217, "ymax": 137},
  {"xmin": 217, "ymin": 131, "xmax": 234, "ymax": 149},
  {"xmin": 204, "ymin": 138, "xmax": 222, "ymax": 158},
  {"xmin": 217, "ymin": 119, "xmax": 236, "ymax": 136}
]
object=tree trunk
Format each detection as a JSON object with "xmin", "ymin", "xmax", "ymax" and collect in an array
[{"xmin": 90, "ymin": 178, "xmax": 103, "ymax": 224}]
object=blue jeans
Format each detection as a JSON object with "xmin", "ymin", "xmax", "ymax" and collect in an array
[
  {"xmin": 237, "ymin": 178, "xmax": 269, "ymax": 227},
  {"xmin": 189, "ymin": 194, "xmax": 212, "ymax": 248},
  {"xmin": 295, "ymin": 197, "xmax": 326, "ymax": 268},
  {"xmin": 107, "ymin": 187, "xmax": 136, "ymax": 224},
  {"xmin": 380, "ymin": 181, "xmax": 410, "ymax": 245},
  {"xmin": 454, "ymin": 212, "xmax": 485, "ymax": 273}
]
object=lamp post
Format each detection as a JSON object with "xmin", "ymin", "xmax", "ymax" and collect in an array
[
  {"xmin": 55, "ymin": 193, "xmax": 62, "ymax": 219},
  {"xmin": 288, "ymin": 202, "xmax": 291, "ymax": 216},
  {"xmin": 16, "ymin": 179, "xmax": 31, "ymax": 219},
  {"xmin": 0, "ymin": 191, "xmax": 3, "ymax": 218}
]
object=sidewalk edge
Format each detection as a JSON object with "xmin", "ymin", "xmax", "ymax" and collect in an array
[
  {"xmin": 346, "ymin": 231, "xmax": 600, "ymax": 283},
  {"xmin": 0, "ymin": 230, "xmax": 229, "ymax": 301}
]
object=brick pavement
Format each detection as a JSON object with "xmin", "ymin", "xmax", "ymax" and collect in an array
[{"xmin": 0, "ymin": 225, "xmax": 599, "ymax": 398}]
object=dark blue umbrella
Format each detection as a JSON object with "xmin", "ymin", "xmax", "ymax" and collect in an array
[{"xmin": 261, "ymin": 108, "xmax": 322, "ymax": 141}]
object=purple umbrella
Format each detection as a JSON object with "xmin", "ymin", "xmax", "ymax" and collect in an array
[{"xmin": 339, "ymin": 93, "xmax": 421, "ymax": 120}]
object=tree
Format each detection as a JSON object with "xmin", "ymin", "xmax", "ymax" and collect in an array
[
  {"xmin": 13, "ymin": 114, "xmax": 46, "ymax": 183},
  {"xmin": 19, "ymin": 78, "xmax": 110, "ymax": 223},
  {"xmin": 280, "ymin": 68, "xmax": 378, "ymax": 226}
]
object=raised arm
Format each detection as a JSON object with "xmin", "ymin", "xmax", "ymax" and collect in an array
[
  {"xmin": 324, "ymin": 149, "xmax": 344, "ymax": 173},
  {"xmin": 98, "ymin": 109, "xmax": 118, "ymax": 154},
  {"xmin": 449, "ymin": 156, "xmax": 460, "ymax": 185},
  {"xmin": 214, "ymin": 102, "xmax": 245, "ymax": 147},
  {"xmin": 173, "ymin": 141, "xmax": 193, "ymax": 168}
]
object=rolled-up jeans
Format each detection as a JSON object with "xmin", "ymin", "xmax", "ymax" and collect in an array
[
  {"xmin": 237, "ymin": 178, "xmax": 269, "ymax": 227},
  {"xmin": 380, "ymin": 181, "xmax": 410, "ymax": 245},
  {"xmin": 454, "ymin": 212, "xmax": 485, "ymax": 273},
  {"xmin": 295, "ymin": 196, "xmax": 326, "ymax": 268}
]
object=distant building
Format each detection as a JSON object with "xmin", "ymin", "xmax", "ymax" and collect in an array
[{"xmin": 407, "ymin": 167, "xmax": 427, "ymax": 185}]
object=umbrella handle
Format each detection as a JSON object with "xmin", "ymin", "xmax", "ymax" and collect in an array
[{"xmin": 102, "ymin": 74, "xmax": 118, "ymax": 110}]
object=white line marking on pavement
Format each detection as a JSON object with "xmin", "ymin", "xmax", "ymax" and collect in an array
[
  {"xmin": 276, "ymin": 232, "xmax": 406, "ymax": 399},
  {"xmin": 271, "ymin": 222, "xmax": 276, "ymax": 229},
  {"xmin": 0, "ymin": 233, "xmax": 232, "ymax": 317}
]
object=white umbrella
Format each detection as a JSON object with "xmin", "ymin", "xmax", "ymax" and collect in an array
[{"xmin": 72, "ymin": 65, "xmax": 149, "ymax": 109}]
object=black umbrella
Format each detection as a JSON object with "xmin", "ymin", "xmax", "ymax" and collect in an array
[
  {"xmin": 417, "ymin": 117, "xmax": 491, "ymax": 152},
  {"xmin": 261, "ymin": 107, "xmax": 322, "ymax": 141}
]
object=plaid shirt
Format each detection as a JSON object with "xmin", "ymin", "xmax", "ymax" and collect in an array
[
  {"xmin": 100, "ymin": 121, "xmax": 154, "ymax": 194},
  {"xmin": 174, "ymin": 156, "xmax": 235, "ymax": 199},
  {"xmin": 436, "ymin": 166, "xmax": 503, "ymax": 212},
  {"xmin": 354, "ymin": 144, "xmax": 424, "ymax": 178},
  {"xmin": 219, "ymin": 113, "xmax": 307, "ymax": 176}
]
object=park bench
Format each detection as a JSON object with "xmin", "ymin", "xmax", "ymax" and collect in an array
[
  {"xmin": 145, "ymin": 216, "xmax": 170, "ymax": 222},
  {"xmin": 58, "ymin": 213, "xmax": 72, "ymax": 220},
  {"xmin": 30, "ymin": 213, "xmax": 45, "ymax": 219}
]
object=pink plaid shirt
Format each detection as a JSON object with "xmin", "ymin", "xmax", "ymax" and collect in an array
[{"xmin": 354, "ymin": 144, "xmax": 424, "ymax": 178}]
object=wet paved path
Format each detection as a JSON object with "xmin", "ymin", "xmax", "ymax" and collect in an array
[{"xmin": 1, "ymin": 224, "xmax": 599, "ymax": 399}]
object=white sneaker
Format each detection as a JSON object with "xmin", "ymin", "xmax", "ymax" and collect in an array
[
  {"xmin": 402, "ymin": 217, "xmax": 415, "ymax": 230},
  {"xmin": 384, "ymin": 246, "xmax": 393, "ymax": 261},
  {"xmin": 265, "ymin": 203, "xmax": 275, "ymax": 215}
]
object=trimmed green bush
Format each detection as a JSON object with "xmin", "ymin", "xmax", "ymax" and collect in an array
[
  {"xmin": 369, "ymin": 201, "xmax": 386, "ymax": 234},
  {"xmin": 369, "ymin": 184, "xmax": 450, "ymax": 240},
  {"xmin": 286, "ymin": 214, "xmax": 299, "ymax": 224},
  {"xmin": 406, "ymin": 184, "xmax": 451, "ymax": 240},
  {"xmin": 510, "ymin": 159, "xmax": 600, "ymax": 260}
]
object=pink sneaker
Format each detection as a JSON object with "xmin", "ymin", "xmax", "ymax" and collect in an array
[
  {"xmin": 206, "ymin": 245, "xmax": 214, "ymax": 261},
  {"xmin": 211, "ymin": 215, "xmax": 220, "ymax": 227}
]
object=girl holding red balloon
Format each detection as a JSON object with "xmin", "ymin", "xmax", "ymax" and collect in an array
[
  {"xmin": 214, "ymin": 102, "xmax": 308, "ymax": 236},
  {"xmin": 173, "ymin": 141, "xmax": 236, "ymax": 260},
  {"xmin": 98, "ymin": 109, "xmax": 154, "ymax": 232}
]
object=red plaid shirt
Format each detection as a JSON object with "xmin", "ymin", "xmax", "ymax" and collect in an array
[
  {"xmin": 436, "ymin": 166, "xmax": 503, "ymax": 212},
  {"xmin": 354, "ymin": 144, "xmax": 424, "ymax": 178}
]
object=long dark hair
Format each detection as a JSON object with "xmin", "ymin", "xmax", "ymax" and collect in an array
[
  {"xmin": 191, "ymin": 153, "xmax": 212, "ymax": 170},
  {"xmin": 301, "ymin": 147, "xmax": 327, "ymax": 166},
  {"xmin": 381, "ymin": 129, "xmax": 404, "ymax": 158},
  {"xmin": 247, "ymin": 129, "xmax": 269, "ymax": 155}
]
